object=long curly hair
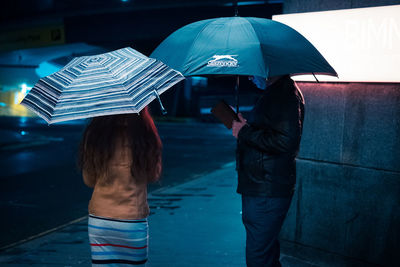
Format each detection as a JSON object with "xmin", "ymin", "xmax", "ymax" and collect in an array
[{"xmin": 78, "ymin": 107, "xmax": 162, "ymax": 184}]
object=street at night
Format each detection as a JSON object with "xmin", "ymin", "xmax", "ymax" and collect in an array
[
  {"xmin": 0, "ymin": 116, "xmax": 236, "ymax": 249},
  {"xmin": 1, "ymin": 1, "xmax": 400, "ymax": 266}
]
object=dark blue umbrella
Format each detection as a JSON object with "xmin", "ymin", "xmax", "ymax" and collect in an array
[
  {"xmin": 151, "ymin": 17, "xmax": 337, "ymax": 111},
  {"xmin": 151, "ymin": 16, "xmax": 337, "ymax": 78}
]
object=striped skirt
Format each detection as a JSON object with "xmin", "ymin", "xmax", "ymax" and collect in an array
[{"xmin": 88, "ymin": 214, "xmax": 148, "ymax": 266}]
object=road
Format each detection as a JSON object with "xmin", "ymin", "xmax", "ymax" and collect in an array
[{"xmin": 0, "ymin": 116, "xmax": 237, "ymax": 249}]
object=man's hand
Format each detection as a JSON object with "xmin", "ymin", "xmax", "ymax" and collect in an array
[{"xmin": 232, "ymin": 113, "xmax": 247, "ymax": 139}]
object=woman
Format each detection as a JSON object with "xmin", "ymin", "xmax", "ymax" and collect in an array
[{"xmin": 78, "ymin": 107, "xmax": 162, "ymax": 266}]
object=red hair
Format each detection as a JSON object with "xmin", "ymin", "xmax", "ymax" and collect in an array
[{"xmin": 78, "ymin": 107, "xmax": 162, "ymax": 183}]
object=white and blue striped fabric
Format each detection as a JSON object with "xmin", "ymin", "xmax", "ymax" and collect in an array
[
  {"xmin": 21, "ymin": 47, "xmax": 185, "ymax": 124},
  {"xmin": 88, "ymin": 214, "xmax": 149, "ymax": 266}
]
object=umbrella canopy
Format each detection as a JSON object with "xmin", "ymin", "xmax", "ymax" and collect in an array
[
  {"xmin": 21, "ymin": 47, "xmax": 185, "ymax": 124},
  {"xmin": 150, "ymin": 16, "xmax": 337, "ymax": 78}
]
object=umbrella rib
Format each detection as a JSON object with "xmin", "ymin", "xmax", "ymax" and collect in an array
[
  {"xmin": 25, "ymin": 91, "xmax": 57, "ymax": 110},
  {"xmin": 54, "ymin": 103, "xmax": 138, "ymax": 116},
  {"xmin": 225, "ymin": 18, "xmax": 234, "ymax": 50},
  {"xmin": 21, "ymin": 98, "xmax": 52, "ymax": 122},
  {"xmin": 182, "ymin": 19, "xmax": 216, "ymax": 75},
  {"xmin": 245, "ymin": 18, "xmax": 269, "ymax": 78},
  {"xmin": 51, "ymin": 107, "xmax": 140, "ymax": 124},
  {"xmin": 127, "ymin": 61, "xmax": 169, "ymax": 98},
  {"xmin": 55, "ymin": 62, "xmax": 183, "ymax": 111},
  {"xmin": 64, "ymin": 57, "xmax": 147, "ymax": 90}
]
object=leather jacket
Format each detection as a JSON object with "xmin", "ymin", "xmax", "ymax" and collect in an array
[
  {"xmin": 236, "ymin": 76, "xmax": 305, "ymax": 197},
  {"xmin": 83, "ymin": 138, "xmax": 151, "ymax": 220}
]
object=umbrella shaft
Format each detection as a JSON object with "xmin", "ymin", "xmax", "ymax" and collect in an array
[{"xmin": 235, "ymin": 76, "xmax": 239, "ymax": 113}]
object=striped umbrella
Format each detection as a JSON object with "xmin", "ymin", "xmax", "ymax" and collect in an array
[{"xmin": 21, "ymin": 47, "xmax": 185, "ymax": 124}]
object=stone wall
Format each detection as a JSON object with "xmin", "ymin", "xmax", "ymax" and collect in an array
[{"xmin": 281, "ymin": 82, "xmax": 400, "ymax": 266}]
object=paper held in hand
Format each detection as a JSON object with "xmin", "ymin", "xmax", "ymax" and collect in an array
[{"xmin": 211, "ymin": 100, "xmax": 239, "ymax": 129}]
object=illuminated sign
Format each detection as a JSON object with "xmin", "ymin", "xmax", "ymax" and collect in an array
[{"xmin": 273, "ymin": 5, "xmax": 400, "ymax": 82}]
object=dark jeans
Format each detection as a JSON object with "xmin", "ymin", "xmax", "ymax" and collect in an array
[{"xmin": 241, "ymin": 195, "xmax": 292, "ymax": 267}]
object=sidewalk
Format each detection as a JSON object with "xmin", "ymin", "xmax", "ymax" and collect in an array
[{"xmin": 0, "ymin": 162, "xmax": 350, "ymax": 266}]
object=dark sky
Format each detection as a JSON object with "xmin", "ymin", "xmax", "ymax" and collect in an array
[{"xmin": 1, "ymin": 0, "xmax": 283, "ymax": 53}]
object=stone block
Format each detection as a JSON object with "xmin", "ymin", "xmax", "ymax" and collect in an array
[
  {"xmin": 342, "ymin": 83, "xmax": 400, "ymax": 172},
  {"xmin": 296, "ymin": 82, "xmax": 346, "ymax": 163},
  {"xmin": 288, "ymin": 159, "xmax": 400, "ymax": 266},
  {"xmin": 297, "ymin": 82, "xmax": 400, "ymax": 172}
]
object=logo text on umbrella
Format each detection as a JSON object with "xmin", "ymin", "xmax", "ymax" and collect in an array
[{"xmin": 207, "ymin": 55, "xmax": 238, "ymax": 68}]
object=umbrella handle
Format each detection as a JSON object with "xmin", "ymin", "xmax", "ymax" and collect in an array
[{"xmin": 153, "ymin": 89, "xmax": 168, "ymax": 115}]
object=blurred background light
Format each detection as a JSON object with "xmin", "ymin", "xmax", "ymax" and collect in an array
[
  {"xmin": 35, "ymin": 61, "xmax": 62, "ymax": 77},
  {"xmin": 14, "ymin": 83, "xmax": 32, "ymax": 104},
  {"xmin": 191, "ymin": 76, "xmax": 208, "ymax": 87}
]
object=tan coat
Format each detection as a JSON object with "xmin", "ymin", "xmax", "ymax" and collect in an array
[{"xmin": 83, "ymin": 142, "xmax": 155, "ymax": 220}]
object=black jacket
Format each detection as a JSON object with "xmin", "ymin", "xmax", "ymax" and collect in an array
[{"xmin": 236, "ymin": 76, "xmax": 305, "ymax": 197}]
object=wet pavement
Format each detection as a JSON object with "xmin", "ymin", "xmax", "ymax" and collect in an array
[
  {"xmin": 0, "ymin": 116, "xmax": 237, "ymax": 249},
  {"xmin": 0, "ymin": 162, "xmax": 363, "ymax": 266}
]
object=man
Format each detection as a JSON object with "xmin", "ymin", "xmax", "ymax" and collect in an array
[{"xmin": 232, "ymin": 75, "xmax": 305, "ymax": 267}]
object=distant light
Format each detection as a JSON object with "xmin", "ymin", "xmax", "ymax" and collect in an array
[
  {"xmin": 21, "ymin": 83, "xmax": 28, "ymax": 95},
  {"xmin": 191, "ymin": 77, "xmax": 208, "ymax": 87},
  {"xmin": 0, "ymin": 102, "xmax": 6, "ymax": 107},
  {"xmin": 20, "ymin": 131, "xmax": 27, "ymax": 135},
  {"xmin": 273, "ymin": 5, "xmax": 400, "ymax": 82},
  {"xmin": 36, "ymin": 61, "xmax": 62, "ymax": 78},
  {"xmin": 200, "ymin": 106, "xmax": 253, "ymax": 115},
  {"xmin": 224, "ymin": 1, "xmax": 270, "ymax": 6},
  {"xmin": 14, "ymin": 92, "xmax": 20, "ymax": 104},
  {"xmin": 15, "ymin": 84, "xmax": 32, "ymax": 104},
  {"xmin": 19, "ymin": 117, "xmax": 28, "ymax": 125},
  {"xmin": 121, "ymin": 0, "xmax": 129, "ymax": 2}
]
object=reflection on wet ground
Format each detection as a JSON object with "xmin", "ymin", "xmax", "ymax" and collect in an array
[{"xmin": 148, "ymin": 186, "xmax": 216, "ymax": 215}]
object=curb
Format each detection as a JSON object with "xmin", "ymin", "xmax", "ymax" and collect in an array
[{"xmin": 0, "ymin": 216, "xmax": 88, "ymax": 252}]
